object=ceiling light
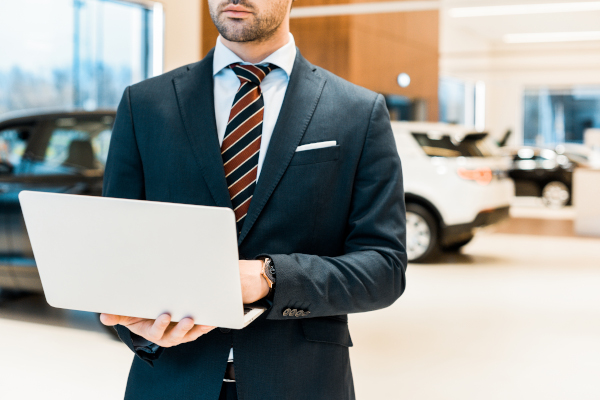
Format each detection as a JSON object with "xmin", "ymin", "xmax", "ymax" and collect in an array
[
  {"xmin": 397, "ymin": 73, "xmax": 411, "ymax": 88},
  {"xmin": 449, "ymin": 2, "xmax": 600, "ymax": 18},
  {"xmin": 504, "ymin": 31, "xmax": 600, "ymax": 43}
]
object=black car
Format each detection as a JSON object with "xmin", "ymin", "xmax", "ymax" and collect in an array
[
  {"xmin": 0, "ymin": 110, "xmax": 116, "ymax": 293},
  {"xmin": 503, "ymin": 146, "xmax": 574, "ymax": 208}
]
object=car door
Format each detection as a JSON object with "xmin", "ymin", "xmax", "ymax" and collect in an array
[
  {"xmin": 0, "ymin": 114, "xmax": 113, "ymax": 290},
  {"xmin": 0, "ymin": 125, "xmax": 34, "ymax": 288}
]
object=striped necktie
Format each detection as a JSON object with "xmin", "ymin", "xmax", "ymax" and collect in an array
[{"xmin": 221, "ymin": 63, "xmax": 277, "ymax": 234}]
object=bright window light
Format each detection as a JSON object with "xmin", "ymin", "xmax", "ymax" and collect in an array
[
  {"xmin": 449, "ymin": 2, "xmax": 600, "ymax": 18},
  {"xmin": 475, "ymin": 81, "xmax": 486, "ymax": 132},
  {"xmin": 152, "ymin": 2, "xmax": 164, "ymax": 77},
  {"xmin": 504, "ymin": 31, "xmax": 600, "ymax": 43}
]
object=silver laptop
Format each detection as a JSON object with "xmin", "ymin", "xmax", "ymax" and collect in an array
[{"xmin": 18, "ymin": 191, "xmax": 264, "ymax": 330}]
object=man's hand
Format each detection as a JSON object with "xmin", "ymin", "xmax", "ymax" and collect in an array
[
  {"xmin": 100, "ymin": 260, "xmax": 267, "ymax": 347},
  {"xmin": 99, "ymin": 313, "xmax": 216, "ymax": 347},
  {"xmin": 240, "ymin": 259, "xmax": 270, "ymax": 304}
]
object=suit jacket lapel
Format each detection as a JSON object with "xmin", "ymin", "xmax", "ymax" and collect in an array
[
  {"xmin": 172, "ymin": 49, "xmax": 232, "ymax": 209},
  {"xmin": 238, "ymin": 52, "xmax": 327, "ymax": 244}
]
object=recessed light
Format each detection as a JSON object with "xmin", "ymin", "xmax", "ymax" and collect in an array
[
  {"xmin": 397, "ymin": 73, "xmax": 411, "ymax": 88},
  {"xmin": 504, "ymin": 31, "xmax": 600, "ymax": 43},
  {"xmin": 449, "ymin": 2, "xmax": 600, "ymax": 18}
]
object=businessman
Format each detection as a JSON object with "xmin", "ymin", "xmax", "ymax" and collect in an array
[{"xmin": 100, "ymin": 0, "xmax": 407, "ymax": 399}]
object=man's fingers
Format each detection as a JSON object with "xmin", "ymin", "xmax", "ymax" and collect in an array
[
  {"xmin": 101, "ymin": 313, "xmax": 209, "ymax": 346},
  {"xmin": 99, "ymin": 313, "xmax": 123, "ymax": 326},
  {"xmin": 166, "ymin": 318, "xmax": 195, "ymax": 342},
  {"xmin": 147, "ymin": 314, "xmax": 172, "ymax": 342},
  {"xmin": 101, "ymin": 314, "xmax": 147, "ymax": 329},
  {"xmin": 182, "ymin": 325, "xmax": 216, "ymax": 342},
  {"xmin": 200, "ymin": 325, "xmax": 216, "ymax": 334}
]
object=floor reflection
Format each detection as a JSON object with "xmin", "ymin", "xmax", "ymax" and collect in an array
[{"xmin": 0, "ymin": 291, "xmax": 108, "ymax": 335}]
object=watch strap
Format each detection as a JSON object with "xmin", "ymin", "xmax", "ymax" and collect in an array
[{"xmin": 263, "ymin": 257, "xmax": 276, "ymax": 285}]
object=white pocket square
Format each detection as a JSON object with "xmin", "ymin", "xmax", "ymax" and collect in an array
[{"xmin": 295, "ymin": 141, "xmax": 337, "ymax": 152}]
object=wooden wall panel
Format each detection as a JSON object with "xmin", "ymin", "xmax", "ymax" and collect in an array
[
  {"xmin": 290, "ymin": 16, "xmax": 351, "ymax": 80},
  {"xmin": 201, "ymin": 0, "xmax": 219, "ymax": 57}
]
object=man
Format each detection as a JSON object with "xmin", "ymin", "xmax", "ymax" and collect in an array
[{"xmin": 100, "ymin": 0, "xmax": 407, "ymax": 399}]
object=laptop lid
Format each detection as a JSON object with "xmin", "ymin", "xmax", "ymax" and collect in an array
[{"xmin": 18, "ymin": 191, "xmax": 248, "ymax": 329}]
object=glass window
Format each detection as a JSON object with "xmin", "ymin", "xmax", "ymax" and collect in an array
[
  {"xmin": 0, "ymin": 0, "xmax": 157, "ymax": 115},
  {"xmin": 439, "ymin": 77, "xmax": 466, "ymax": 125},
  {"xmin": 523, "ymin": 86, "xmax": 600, "ymax": 146}
]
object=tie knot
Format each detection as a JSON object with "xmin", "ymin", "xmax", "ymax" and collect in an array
[{"xmin": 229, "ymin": 63, "xmax": 277, "ymax": 86}]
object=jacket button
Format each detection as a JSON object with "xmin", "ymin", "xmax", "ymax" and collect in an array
[
  {"xmin": 283, "ymin": 308, "xmax": 291, "ymax": 316},
  {"xmin": 295, "ymin": 311, "xmax": 303, "ymax": 317},
  {"xmin": 220, "ymin": 328, "xmax": 231, "ymax": 333},
  {"xmin": 290, "ymin": 309, "xmax": 298, "ymax": 317}
]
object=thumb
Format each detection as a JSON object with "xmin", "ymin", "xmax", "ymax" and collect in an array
[{"xmin": 100, "ymin": 313, "xmax": 123, "ymax": 326}]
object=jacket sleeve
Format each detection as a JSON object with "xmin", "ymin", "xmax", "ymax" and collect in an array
[
  {"xmin": 265, "ymin": 94, "xmax": 407, "ymax": 320},
  {"xmin": 103, "ymin": 87, "xmax": 161, "ymax": 366}
]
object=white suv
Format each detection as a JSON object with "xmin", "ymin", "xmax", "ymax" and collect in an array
[{"xmin": 392, "ymin": 122, "xmax": 514, "ymax": 262}]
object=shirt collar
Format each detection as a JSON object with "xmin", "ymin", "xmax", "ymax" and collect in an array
[{"xmin": 213, "ymin": 33, "xmax": 296, "ymax": 78}]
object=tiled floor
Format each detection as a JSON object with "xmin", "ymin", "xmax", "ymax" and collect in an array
[{"xmin": 1, "ymin": 209, "xmax": 599, "ymax": 399}]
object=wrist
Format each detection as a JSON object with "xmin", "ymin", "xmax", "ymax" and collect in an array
[
  {"xmin": 258, "ymin": 257, "xmax": 275, "ymax": 299},
  {"xmin": 259, "ymin": 263, "xmax": 270, "ymax": 299}
]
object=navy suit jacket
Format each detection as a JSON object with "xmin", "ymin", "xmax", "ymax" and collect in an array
[{"xmin": 103, "ymin": 49, "xmax": 407, "ymax": 400}]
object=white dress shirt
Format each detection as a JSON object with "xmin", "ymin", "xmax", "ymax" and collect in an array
[
  {"xmin": 212, "ymin": 33, "xmax": 297, "ymax": 180},
  {"xmin": 212, "ymin": 34, "xmax": 297, "ymax": 364}
]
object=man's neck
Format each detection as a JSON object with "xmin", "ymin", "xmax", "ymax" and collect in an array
[{"xmin": 219, "ymin": 28, "xmax": 291, "ymax": 64}]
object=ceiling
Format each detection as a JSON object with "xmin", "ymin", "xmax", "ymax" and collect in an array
[{"xmin": 442, "ymin": 0, "xmax": 600, "ymax": 45}]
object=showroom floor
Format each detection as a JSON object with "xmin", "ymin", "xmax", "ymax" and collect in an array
[{"xmin": 1, "ymin": 203, "xmax": 599, "ymax": 400}]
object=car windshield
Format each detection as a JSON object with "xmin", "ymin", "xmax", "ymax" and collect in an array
[{"xmin": 412, "ymin": 132, "xmax": 497, "ymax": 157}]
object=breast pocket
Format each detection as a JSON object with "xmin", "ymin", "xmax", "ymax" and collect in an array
[{"xmin": 289, "ymin": 145, "xmax": 340, "ymax": 166}]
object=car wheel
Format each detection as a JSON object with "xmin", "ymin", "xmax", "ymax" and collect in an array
[
  {"xmin": 541, "ymin": 181, "xmax": 570, "ymax": 208},
  {"xmin": 406, "ymin": 203, "xmax": 439, "ymax": 263},
  {"xmin": 442, "ymin": 235, "xmax": 474, "ymax": 253}
]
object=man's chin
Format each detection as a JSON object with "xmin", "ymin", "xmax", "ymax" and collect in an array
[
  {"xmin": 219, "ymin": 29, "xmax": 258, "ymax": 43},
  {"xmin": 221, "ymin": 35, "xmax": 255, "ymax": 44}
]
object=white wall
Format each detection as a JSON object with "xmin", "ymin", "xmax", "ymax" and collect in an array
[{"xmin": 154, "ymin": 0, "xmax": 201, "ymax": 72}]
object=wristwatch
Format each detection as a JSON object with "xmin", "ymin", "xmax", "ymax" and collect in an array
[{"xmin": 260, "ymin": 257, "xmax": 276, "ymax": 292}]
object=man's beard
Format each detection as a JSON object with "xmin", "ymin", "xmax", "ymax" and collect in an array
[{"xmin": 210, "ymin": 0, "xmax": 287, "ymax": 43}]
